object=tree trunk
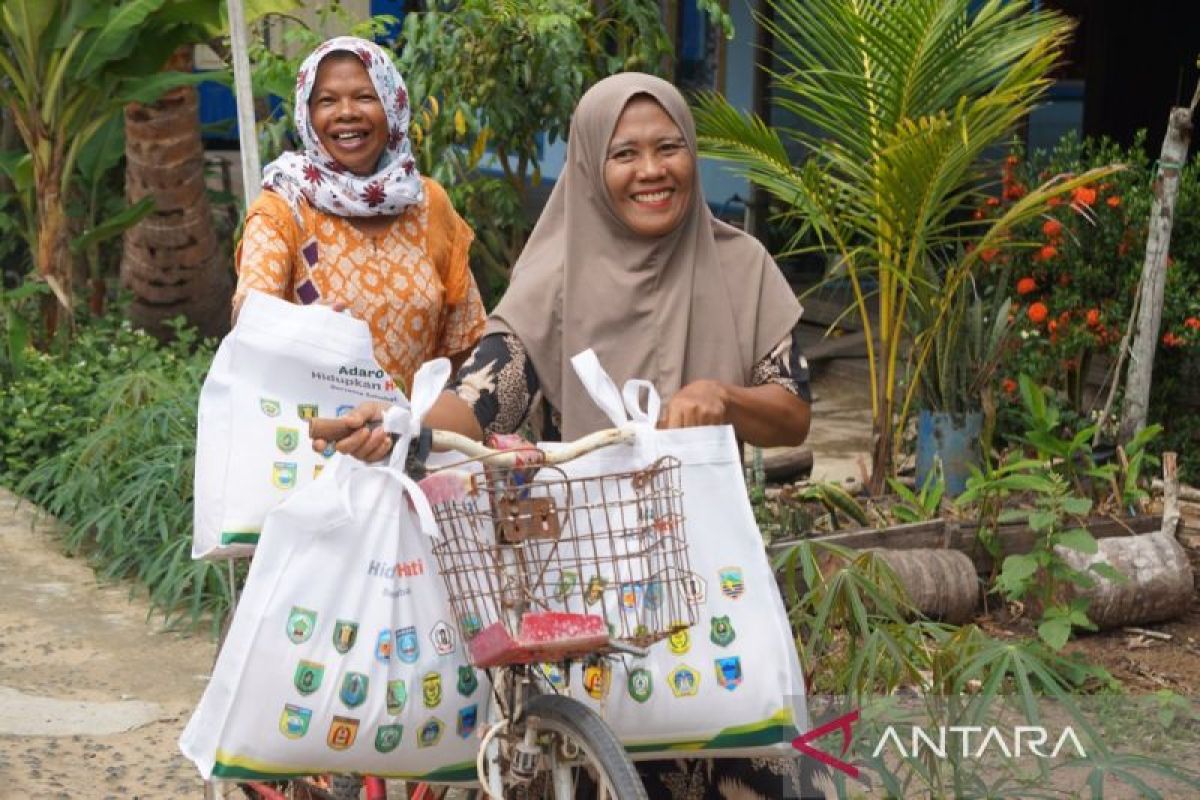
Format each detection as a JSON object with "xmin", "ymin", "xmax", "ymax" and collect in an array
[
  {"xmin": 1059, "ymin": 531, "xmax": 1193, "ymax": 629},
  {"xmin": 872, "ymin": 548, "xmax": 979, "ymax": 624},
  {"xmin": 1118, "ymin": 97, "xmax": 1196, "ymax": 442},
  {"xmin": 33, "ymin": 160, "xmax": 71, "ymax": 335},
  {"xmin": 121, "ymin": 47, "xmax": 231, "ymax": 340}
]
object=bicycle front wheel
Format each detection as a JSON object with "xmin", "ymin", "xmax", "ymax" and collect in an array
[{"xmin": 516, "ymin": 694, "xmax": 647, "ymax": 800}]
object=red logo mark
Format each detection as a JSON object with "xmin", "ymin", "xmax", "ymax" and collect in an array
[{"xmin": 791, "ymin": 709, "xmax": 860, "ymax": 779}]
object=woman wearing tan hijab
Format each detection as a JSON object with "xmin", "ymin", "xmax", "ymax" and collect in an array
[
  {"xmin": 331, "ymin": 72, "xmax": 811, "ymax": 462},
  {"xmin": 319, "ymin": 73, "xmax": 819, "ymax": 799}
]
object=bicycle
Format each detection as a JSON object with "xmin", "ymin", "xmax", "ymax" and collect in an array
[{"xmin": 303, "ymin": 422, "xmax": 700, "ymax": 799}]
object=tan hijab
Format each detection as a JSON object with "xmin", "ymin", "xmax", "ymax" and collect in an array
[{"xmin": 487, "ymin": 73, "xmax": 801, "ymax": 439}]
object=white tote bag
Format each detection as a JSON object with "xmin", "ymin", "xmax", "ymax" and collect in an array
[
  {"xmin": 181, "ymin": 360, "xmax": 486, "ymax": 783},
  {"xmin": 543, "ymin": 350, "xmax": 809, "ymax": 760},
  {"xmin": 193, "ymin": 289, "xmax": 401, "ymax": 559}
]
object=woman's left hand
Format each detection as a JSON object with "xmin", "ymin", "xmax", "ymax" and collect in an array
[{"xmin": 659, "ymin": 379, "xmax": 728, "ymax": 429}]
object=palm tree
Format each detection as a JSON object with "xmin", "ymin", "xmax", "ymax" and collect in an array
[
  {"xmin": 122, "ymin": 45, "xmax": 232, "ymax": 340},
  {"xmin": 695, "ymin": 0, "xmax": 1113, "ymax": 492}
]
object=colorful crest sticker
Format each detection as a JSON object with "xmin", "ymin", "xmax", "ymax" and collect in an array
[
  {"xmin": 538, "ymin": 662, "xmax": 566, "ymax": 688},
  {"xmin": 668, "ymin": 665, "xmax": 700, "ymax": 698},
  {"xmin": 620, "ymin": 582, "xmax": 642, "ymax": 609},
  {"xmin": 374, "ymin": 723, "xmax": 403, "ymax": 753},
  {"xmin": 459, "ymin": 614, "xmax": 483, "ymax": 640},
  {"xmin": 327, "ymin": 716, "xmax": 359, "ymax": 750},
  {"xmin": 457, "ymin": 704, "xmax": 478, "ymax": 739},
  {"xmin": 272, "ymin": 461, "xmax": 298, "ymax": 490},
  {"xmin": 710, "ymin": 615, "xmax": 736, "ymax": 648},
  {"xmin": 396, "ymin": 626, "xmax": 420, "ymax": 663},
  {"xmin": 555, "ymin": 570, "xmax": 578, "ymax": 600},
  {"xmin": 336, "ymin": 404, "xmax": 355, "ymax": 417},
  {"xmin": 627, "ymin": 668, "xmax": 653, "ymax": 703},
  {"xmin": 418, "ymin": 717, "xmax": 444, "ymax": 748},
  {"xmin": 293, "ymin": 660, "xmax": 324, "ymax": 695},
  {"xmin": 276, "ymin": 426, "xmax": 300, "ymax": 453},
  {"xmin": 642, "ymin": 580, "xmax": 664, "ymax": 611},
  {"xmin": 279, "ymin": 703, "xmax": 311, "ymax": 739},
  {"xmin": 683, "ymin": 574, "xmax": 707, "ymax": 606},
  {"xmin": 375, "ymin": 629, "xmax": 394, "ymax": 662},
  {"xmin": 457, "ymin": 666, "xmax": 479, "ymax": 697},
  {"xmin": 430, "ymin": 621, "xmax": 456, "ymax": 656},
  {"xmin": 584, "ymin": 575, "xmax": 607, "ymax": 606},
  {"xmin": 422, "ymin": 671, "xmax": 443, "ymax": 708},
  {"xmin": 718, "ymin": 567, "xmax": 745, "ymax": 600},
  {"xmin": 583, "ymin": 661, "xmax": 612, "ymax": 700},
  {"xmin": 715, "ymin": 656, "xmax": 743, "ymax": 691},
  {"xmin": 332, "ymin": 620, "xmax": 359, "ymax": 654},
  {"xmin": 260, "ymin": 398, "xmax": 281, "ymax": 417},
  {"xmin": 386, "ymin": 679, "xmax": 407, "ymax": 715},
  {"xmin": 297, "ymin": 403, "xmax": 319, "ymax": 420},
  {"xmin": 286, "ymin": 607, "xmax": 316, "ymax": 644},
  {"xmin": 313, "ymin": 464, "xmax": 325, "ymax": 479},
  {"xmin": 667, "ymin": 625, "xmax": 691, "ymax": 656},
  {"xmin": 340, "ymin": 672, "xmax": 369, "ymax": 708}
]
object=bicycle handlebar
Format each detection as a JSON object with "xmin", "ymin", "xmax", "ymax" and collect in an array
[{"xmin": 308, "ymin": 417, "xmax": 635, "ymax": 468}]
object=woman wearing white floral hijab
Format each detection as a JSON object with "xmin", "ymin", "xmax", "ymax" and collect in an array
[{"xmin": 233, "ymin": 36, "xmax": 486, "ymax": 393}]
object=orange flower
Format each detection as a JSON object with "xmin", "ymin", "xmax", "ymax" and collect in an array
[
  {"xmin": 1002, "ymin": 378, "xmax": 1018, "ymax": 395},
  {"xmin": 1003, "ymin": 182, "xmax": 1027, "ymax": 201},
  {"xmin": 973, "ymin": 208, "xmax": 986, "ymax": 220},
  {"xmin": 985, "ymin": 197, "xmax": 1001, "ymax": 207},
  {"xmin": 1163, "ymin": 332, "xmax": 1184, "ymax": 347},
  {"xmin": 1042, "ymin": 218, "xmax": 1063, "ymax": 238},
  {"xmin": 1106, "ymin": 195, "xmax": 1121, "ymax": 208},
  {"xmin": 1047, "ymin": 196, "xmax": 1064, "ymax": 208},
  {"xmin": 1072, "ymin": 186, "xmax": 1097, "ymax": 206},
  {"xmin": 1048, "ymin": 319, "xmax": 1058, "ymax": 334},
  {"xmin": 1185, "ymin": 317, "xmax": 1200, "ymax": 330},
  {"xmin": 980, "ymin": 247, "xmax": 1001, "ymax": 263},
  {"xmin": 1058, "ymin": 310, "xmax": 1071, "ymax": 324},
  {"xmin": 1005, "ymin": 154, "xmax": 1020, "ymax": 167},
  {"xmin": 1086, "ymin": 308, "xmax": 1102, "ymax": 328},
  {"xmin": 1016, "ymin": 276, "xmax": 1038, "ymax": 295},
  {"xmin": 1037, "ymin": 244, "xmax": 1058, "ymax": 261},
  {"xmin": 1028, "ymin": 302, "xmax": 1049, "ymax": 324}
]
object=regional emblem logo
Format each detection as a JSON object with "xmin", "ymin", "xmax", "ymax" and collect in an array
[
  {"xmin": 584, "ymin": 575, "xmax": 607, "ymax": 606},
  {"xmin": 375, "ymin": 723, "xmax": 403, "ymax": 753},
  {"xmin": 430, "ymin": 621, "xmax": 456, "ymax": 655},
  {"xmin": 668, "ymin": 665, "xmax": 700, "ymax": 698},
  {"xmin": 682, "ymin": 573, "xmax": 707, "ymax": 606},
  {"xmin": 286, "ymin": 607, "xmax": 316, "ymax": 644},
  {"xmin": 279, "ymin": 704, "xmax": 311, "ymax": 739},
  {"xmin": 459, "ymin": 614, "xmax": 482, "ymax": 640},
  {"xmin": 667, "ymin": 625, "xmax": 691, "ymax": 655},
  {"xmin": 396, "ymin": 626, "xmax": 420, "ymax": 663},
  {"xmin": 332, "ymin": 620, "xmax": 359, "ymax": 654},
  {"xmin": 718, "ymin": 567, "xmax": 745, "ymax": 600},
  {"xmin": 715, "ymin": 656, "xmax": 743, "ymax": 691},
  {"xmin": 627, "ymin": 668, "xmax": 652, "ymax": 703},
  {"xmin": 583, "ymin": 661, "xmax": 611, "ymax": 700},
  {"xmin": 422, "ymin": 671, "xmax": 443, "ymax": 708},
  {"xmin": 619, "ymin": 582, "xmax": 642, "ymax": 609},
  {"xmin": 710, "ymin": 615, "xmax": 736, "ymax": 648},
  {"xmin": 375, "ymin": 629, "xmax": 394, "ymax": 662},
  {"xmin": 538, "ymin": 662, "xmax": 566, "ymax": 688},
  {"xmin": 313, "ymin": 464, "xmax": 325, "ymax": 479},
  {"xmin": 386, "ymin": 679, "xmax": 408, "ymax": 715},
  {"xmin": 340, "ymin": 672, "xmax": 369, "ymax": 708},
  {"xmin": 272, "ymin": 461, "xmax": 298, "ymax": 490},
  {"xmin": 276, "ymin": 426, "xmax": 300, "ymax": 453},
  {"xmin": 457, "ymin": 666, "xmax": 479, "ymax": 697},
  {"xmin": 336, "ymin": 404, "xmax": 355, "ymax": 417},
  {"xmin": 260, "ymin": 398, "xmax": 281, "ymax": 417},
  {"xmin": 555, "ymin": 570, "xmax": 579, "ymax": 601},
  {"xmin": 643, "ymin": 580, "xmax": 664, "ymax": 611},
  {"xmin": 327, "ymin": 716, "xmax": 359, "ymax": 750},
  {"xmin": 457, "ymin": 704, "xmax": 478, "ymax": 739},
  {"xmin": 293, "ymin": 660, "xmax": 324, "ymax": 695},
  {"xmin": 418, "ymin": 717, "xmax": 444, "ymax": 748},
  {"xmin": 297, "ymin": 403, "xmax": 319, "ymax": 420}
]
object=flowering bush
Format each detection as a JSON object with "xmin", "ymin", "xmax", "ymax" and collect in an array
[{"xmin": 977, "ymin": 131, "xmax": 1200, "ymax": 477}]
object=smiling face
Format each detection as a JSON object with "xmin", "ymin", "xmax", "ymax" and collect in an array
[
  {"xmin": 308, "ymin": 53, "xmax": 389, "ymax": 176},
  {"xmin": 603, "ymin": 95, "xmax": 695, "ymax": 238}
]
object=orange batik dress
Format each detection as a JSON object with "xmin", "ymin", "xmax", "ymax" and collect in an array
[{"xmin": 234, "ymin": 177, "xmax": 486, "ymax": 393}]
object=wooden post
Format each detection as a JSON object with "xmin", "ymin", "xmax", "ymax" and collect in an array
[
  {"xmin": 1118, "ymin": 82, "xmax": 1198, "ymax": 443},
  {"xmin": 227, "ymin": 0, "xmax": 261, "ymax": 208}
]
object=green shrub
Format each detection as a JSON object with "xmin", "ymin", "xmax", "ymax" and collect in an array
[{"xmin": 1, "ymin": 313, "xmax": 231, "ymax": 632}]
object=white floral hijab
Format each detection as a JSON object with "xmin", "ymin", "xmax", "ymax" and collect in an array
[{"xmin": 261, "ymin": 36, "xmax": 424, "ymax": 218}]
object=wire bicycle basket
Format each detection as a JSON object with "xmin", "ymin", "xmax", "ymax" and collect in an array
[{"xmin": 430, "ymin": 456, "xmax": 698, "ymax": 667}]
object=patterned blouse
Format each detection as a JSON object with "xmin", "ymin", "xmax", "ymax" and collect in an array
[
  {"xmin": 451, "ymin": 329, "xmax": 812, "ymax": 440},
  {"xmin": 234, "ymin": 177, "xmax": 487, "ymax": 394}
]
